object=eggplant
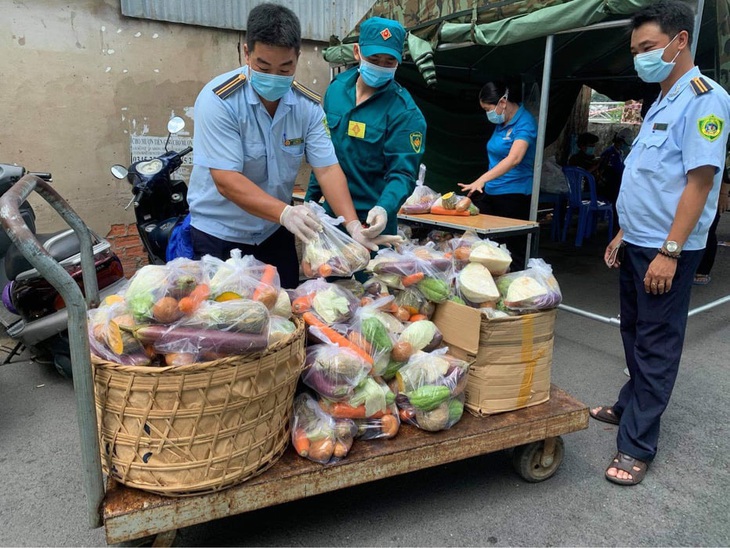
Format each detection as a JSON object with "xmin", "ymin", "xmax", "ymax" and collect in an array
[{"xmin": 134, "ymin": 325, "xmax": 268, "ymax": 355}]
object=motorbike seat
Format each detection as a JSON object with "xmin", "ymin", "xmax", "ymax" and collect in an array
[{"xmin": 4, "ymin": 229, "xmax": 82, "ymax": 280}]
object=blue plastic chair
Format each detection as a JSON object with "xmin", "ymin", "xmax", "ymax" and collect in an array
[{"xmin": 561, "ymin": 166, "xmax": 613, "ymax": 247}]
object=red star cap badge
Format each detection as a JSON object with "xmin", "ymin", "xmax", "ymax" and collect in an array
[{"xmin": 380, "ymin": 28, "xmax": 392, "ymax": 40}]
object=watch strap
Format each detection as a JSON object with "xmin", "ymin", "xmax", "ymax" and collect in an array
[{"xmin": 657, "ymin": 247, "xmax": 680, "ymax": 259}]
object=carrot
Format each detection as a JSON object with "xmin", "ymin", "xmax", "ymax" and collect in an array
[
  {"xmin": 360, "ymin": 296, "xmax": 374, "ymax": 307},
  {"xmin": 253, "ymin": 264, "xmax": 277, "ymax": 302},
  {"xmin": 409, "ymin": 314, "xmax": 428, "ymax": 322},
  {"xmin": 401, "ymin": 272, "xmax": 425, "ymax": 287},
  {"xmin": 292, "ymin": 292, "xmax": 315, "ymax": 314},
  {"xmin": 430, "ymin": 206, "xmax": 470, "ymax": 216},
  {"xmin": 302, "ymin": 312, "xmax": 374, "ymax": 365},
  {"xmin": 347, "ymin": 331, "xmax": 373, "ymax": 355},
  {"xmin": 178, "ymin": 283, "xmax": 210, "ymax": 315},
  {"xmin": 318, "ymin": 263, "xmax": 333, "ymax": 277},
  {"xmin": 292, "ymin": 428, "xmax": 310, "ymax": 457},
  {"xmin": 329, "ymin": 402, "xmax": 386, "ymax": 419}
]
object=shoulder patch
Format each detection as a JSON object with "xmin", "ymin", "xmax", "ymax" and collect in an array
[
  {"xmin": 213, "ymin": 73, "xmax": 247, "ymax": 99},
  {"xmin": 698, "ymin": 114, "xmax": 724, "ymax": 142},
  {"xmin": 292, "ymin": 81, "xmax": 322, "ymax": 104},
  {"xmin": 689, "ymin": 77, "xmax": 713, "ymax": 96}
]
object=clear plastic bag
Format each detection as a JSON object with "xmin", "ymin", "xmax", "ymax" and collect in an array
[
  {"xmin": 319, "ymin": 377, "xmax": 400, "ymax": 440},
  {"xmin": 400, "ymin": 166, "xmax": 440, "ymax": 215},
  {"xmin": 394, "ymin": 348, "xmax": 470, "ymax": 432},
  {"xmin": 290, "ymin": 278, "xmax": 358, "ymax": 325},
  {"xmin": 370, "ymin": 244, "xmax": 453, "ymax": 305},
  {"xmin": 300, "ymin": 201, "xmax": 371, "ymax": 278},
  {"xmin": 347, "ymin": 296, "xmax": 401, "ymax": 376},
  {"xmin": 203, "ymin": 250, "xmax": 280, "ymax": 310},
  {"xmin": 495, "ymin": 258, "xmax": 562, "ymax": 312},
  {"xmin": 87, "ymin": 300, "xmax": 152, "ymax": 365},
  {"xmin": 303, "ymin": 338, "xmax": 372, "ymax": 401},
  {"xmin": 123, "ymin": 258, "xmax": 208, "ymax": 323},
  {"xmin": 291, "ymin": 393, "xmax": 358, "ymax": 464}
]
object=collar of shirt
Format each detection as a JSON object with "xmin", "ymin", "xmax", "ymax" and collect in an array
[
  {"xmin": 652, "ymin": 65, "xmax": 701, "ymax": 108},
  {"xmin": 503, "ymin": 104, "xmax": 526, "ymax": 128}
]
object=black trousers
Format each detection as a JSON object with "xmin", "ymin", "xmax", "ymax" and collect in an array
[
  {"xmin": 190, "ymin": 226, "xmax": 299, "ymax": 289},
  {"xmin": 474, "ymin": 192, "xmax": 531, "ymax": 270},
  {"xmin": 613, "ymin": 244, "xmax": 702, "ymax": 462}
]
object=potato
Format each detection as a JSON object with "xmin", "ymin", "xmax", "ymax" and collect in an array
[{"xmin": 152, "ymin": 297, "xmax": 183, "ymax": 324}]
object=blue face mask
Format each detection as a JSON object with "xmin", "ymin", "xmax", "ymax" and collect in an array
[
  {"xmin": 359, "ymin": 58, "xmax": 397, "ymax": 88},
  {"xmin": 249, "ymin": 68, "xmax": 294, "ymax": 101},
  {"xmin": 586, "ymin": 146, "xmax": 595, "ymax": 155},
  {"xmin": 633, "ymin": 34, "xmax": 680, "ymax": 83},
  {"xmin": 485, "ymin": 93, "xmax": 508, "ymax": 124}
]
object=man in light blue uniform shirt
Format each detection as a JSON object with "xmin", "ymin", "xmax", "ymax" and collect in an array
[
  {"xmin": 187, "ymin": 3, "xmax": 396, "ymax": 287},
  {"xmin": 591, "ymin": 1, "xmax": 730, "ymax": 486}
]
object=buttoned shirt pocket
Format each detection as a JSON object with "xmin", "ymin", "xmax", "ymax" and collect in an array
[
  {"xmin": 279, "ymin": 140, "xmax": 305, "ymax": 183},
  {"xmin": 633, "ymin": 132, "xmax": 668, "ymax": 174},
  {"xmin": 242, "ymin": 140, "xmax": 267, "ymax": 183}
]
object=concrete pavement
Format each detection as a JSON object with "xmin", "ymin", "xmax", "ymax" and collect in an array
[{"xmin": 1, "ymin": 218, "xmax": 728, "ymax": 547}]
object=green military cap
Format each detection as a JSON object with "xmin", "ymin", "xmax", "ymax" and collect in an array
[{"xmin": 359, "ymin": 17, "xmax": 405, "ymax": 63}]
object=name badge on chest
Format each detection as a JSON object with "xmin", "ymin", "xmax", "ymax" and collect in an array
[{"xmin": 652, "ymin": 123, "xmax": 668, "ymax": 132}]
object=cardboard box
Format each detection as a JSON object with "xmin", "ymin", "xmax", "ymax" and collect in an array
[{"xmin": 432, "ymin": 301, "xmax": 556, "ymax": 416}]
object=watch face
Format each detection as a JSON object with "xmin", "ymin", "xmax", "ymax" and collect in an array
[{"xmin": 665, "ymin": 241, "xmax": 679, "ymax": 253}]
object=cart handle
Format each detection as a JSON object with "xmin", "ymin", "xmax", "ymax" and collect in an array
[{"xmin": 0, "ymin": 174, "xmax": 103, "ymax": 529}]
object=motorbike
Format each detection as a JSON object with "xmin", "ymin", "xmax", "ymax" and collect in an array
[
  {"xmin": 0, "ymin": 165, "xmax": 127, "ymax": 377},
  {"xmin": 110, "ymin": 116, "xmax": 192, "ymax": 264}
]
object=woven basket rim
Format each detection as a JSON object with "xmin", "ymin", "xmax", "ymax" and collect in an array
[{"xmin": 92, "ymin": 315, "xmax": 304, "ymax": 373}]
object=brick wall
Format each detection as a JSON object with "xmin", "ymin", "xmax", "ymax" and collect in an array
[{"xmin": 105, "ymin": 223, "xmax": 148, "ymax": 277}]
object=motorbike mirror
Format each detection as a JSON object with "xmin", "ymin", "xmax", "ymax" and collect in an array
[
  {"xmin": 167, "ymin": 116, "xmax": 185, "ymax": 135},
  {"xmin": 110, "ymin": 164, "xmax": 128, "ymax": 179}
]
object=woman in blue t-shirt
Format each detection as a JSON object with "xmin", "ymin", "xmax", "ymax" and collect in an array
[{"xmin": 459, "ymin": 81, "xmax": 537, "ymax": 268}]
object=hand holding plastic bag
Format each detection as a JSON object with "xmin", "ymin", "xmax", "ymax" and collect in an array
[{"xmin": 300, "ymin": 201, "xmax": 371, "ymax": 277}]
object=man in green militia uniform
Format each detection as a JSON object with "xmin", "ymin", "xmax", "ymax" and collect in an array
[{"xmin": 306, "ymin": 17, "xmax": 427, "ymax": 240}]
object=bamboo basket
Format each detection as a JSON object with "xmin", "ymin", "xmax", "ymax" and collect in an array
[{"xmin": 92, "ymin": 317, "xmax": 305, "ymax": 496}]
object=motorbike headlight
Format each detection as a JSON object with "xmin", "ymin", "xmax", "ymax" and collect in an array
[{"xmin": 136, "ymin": 158, "xmax": 163, "ymax": 176}]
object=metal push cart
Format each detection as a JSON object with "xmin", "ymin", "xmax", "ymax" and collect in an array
[{"xmin": 0, "ymin": 175, "xmax": 588, "ymax": 546}]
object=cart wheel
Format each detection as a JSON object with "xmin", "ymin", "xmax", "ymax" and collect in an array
[{"xmin": 512, "ymin": 436, "xmax": 564, "ymax": 482}]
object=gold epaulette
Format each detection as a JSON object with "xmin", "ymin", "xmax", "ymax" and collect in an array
[
  {"xmin": 292, "ymin": 81, "xmax": 322, "ymax": 103},
  {"xmin": 213, "ymin": 73, "xmax": 247, "ymax": 99},
  {"xmin": 689, "ymin": 76, "xmax": 713, "ymax": 96}
]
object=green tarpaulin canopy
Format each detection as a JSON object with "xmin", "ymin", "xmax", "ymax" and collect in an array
[{"xmin": 323, "ymin": 0, "xmax": 717, "ymax": 194}]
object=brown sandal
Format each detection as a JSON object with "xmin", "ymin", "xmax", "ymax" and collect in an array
[
  {"xmin": 590, "ymin": 405, "xmax": 620, "ymax": 425},
  {"xmin": 605, "ymin": 452, "xmax": 648, "ymax": 486}
]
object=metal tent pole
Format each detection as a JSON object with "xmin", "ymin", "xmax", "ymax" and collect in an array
[{"xmin": 526, "ymin": 34, "xmax": 554, "ymax": 261}]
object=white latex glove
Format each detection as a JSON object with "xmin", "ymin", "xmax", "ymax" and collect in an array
[
  {"xmin": 279, "ymin": 205, "xmax": 322, "ymax": 243},
  {"xmin": 360, "ymin": 206, "xmax": 388, "ymax": 238},
  {"xmin": 346, "ymin": 220, "xmax": 403, "ymax": 252}
]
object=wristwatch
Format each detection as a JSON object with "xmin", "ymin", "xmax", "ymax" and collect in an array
[{"xmin": 658, "ymin": 240, "xmax": 681, "ymax": 259}]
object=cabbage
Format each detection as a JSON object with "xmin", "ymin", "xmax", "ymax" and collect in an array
[
  {"xmin": 469, "ymin": 242, "xmax": 512, "ymax": 275},
  {"xmin": 273, "ymin": 290, "xmax": 292, "ymax": 318},
  {"xmin": 458, "ymin": 263, "xmax": 499, "ymax": 303},
  {"xmin": 504, "ymin": 276, "xmax": 548, "ymax": 305},
  {"xmin": 312, "ymin": 287, "xmax": 351, "ymax": 324},
  {"xmin": 399, "ymin": 321, "xmax": 439, "ymax": 351},
  {"xmin": 124, "ymin": 265, "xmax": 169, "ymax": 319},
  {"xmin": 349, "ymin": 377, "xmax": 387, "ymax": 417}
]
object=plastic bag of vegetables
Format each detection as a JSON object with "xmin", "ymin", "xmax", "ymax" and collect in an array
[
  {"xmin": 124, "ymin": 258, "xmax": 209, "ymax": 323},
  {"xmin": 267, "ymin": 315, "xmax": 297, "ymax": 345},
  {"xmin": 129, "ymin": 305, "xmax": 271, "ymax": 365},
  {"xmin": 395, "ymin": 348, "xmax": 469, "ymax": 432},
  {"xmin": 87, "ymin": 299, "xmax": 151, "ymax": 365},
  {"xmin": 456, "ymin": 262, "xmax": 500, "ymax": 307},
  {"xmin": 446, "ymin": 232, "xmax": 512, "ymax": 276},
  {"xmin": 303, "ymin": 335, "xmax": 372, "ymax": 401},
  {"xmin": 495, "ymin": 258, "xmax": 562, "ymax": 312},
  {"xmin": 347, "ymin": 296, "xmax": 402, "ymax": 376},
  {"xmin": 203, "ymin": 250, "xmax": 280, "ymax": 309},
  {"xmin": 300, "ymin": 201, "xmax": 371, "ymax": 279},
  {"xmin": 369, "ymin": 244, "xmax": 453, "ymax": 304},
  {"xmin": 320, "ymin": 377, "xmax": 400, "ymax": 440},
  {"xmin": 399, "ymin": 179, "xmax": 440, "ymax": 215},
  {"xmin": 290, "ymin": 278, "xmax": 358, "ymax": 325},
  {"xmin": 291, "ymin": 393, "xmax": 358, "ymax": 464}
]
